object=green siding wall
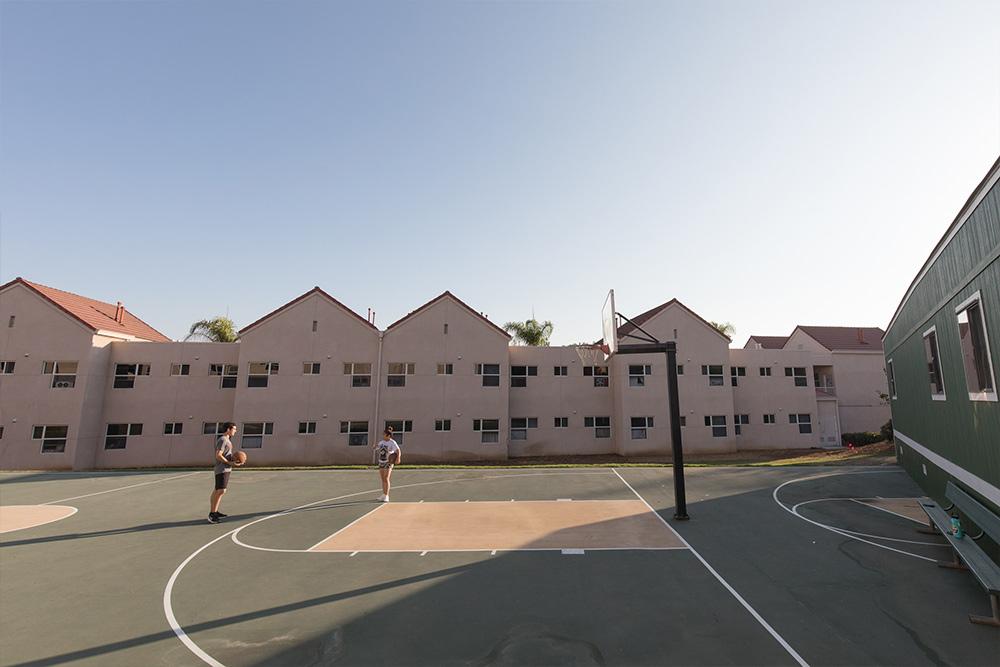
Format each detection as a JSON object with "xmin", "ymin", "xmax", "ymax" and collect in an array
[{"xmin": 884, "ymin": 172, "xmax": 1000, "ymax": 515}]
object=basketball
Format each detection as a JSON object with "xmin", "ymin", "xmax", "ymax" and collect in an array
[{"xmin": 235, "ymin": 451, "xmax": 248, "ymax": 465}]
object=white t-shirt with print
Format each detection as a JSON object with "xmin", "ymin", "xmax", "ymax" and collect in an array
[{"xmin": 375, "ymin": 438, "xmax": 400, "ymax": 465}]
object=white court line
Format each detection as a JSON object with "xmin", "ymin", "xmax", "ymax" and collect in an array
[
  {"xmin": 792, "ymin": 499, "xmax": 948, "ymax": 547},
  {"xmin": 0, "ymin": 505, "xmax": 79, "ymax": 534},
  {"xmin": 612, "ymin": 468, "xmax": 810, "ymax": 667},
  {"xmin": 306, "ymin": 504, "xmax": 385, "ymax": 552},
  {"xmin": 42, "ymin": 471, "xmax": 201, "ymax": 505},
  {"xmin": 850, "ymin": 498, "xmax": 928, "ymax": 525},
  {"xmin": 349, "ymin": 551, "xmax": 358, "ymax": 557},
  {"xmin": 772, "ymin": 470, "xmax": 937, "ymax": 563},
  {"xmin": 420, "ymin": 551, "xmax": 427, "ymax": 556}
]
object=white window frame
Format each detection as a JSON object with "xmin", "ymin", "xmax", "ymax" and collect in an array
[
  {"xmin": 435, "ymin": 419, "xmax": 452, "ymax": 431},
  {"xmin": 554, "ymin": 366, "xmax": 568, "ymax": 377},
  {"xmin": 387, "ymin": 363, "xmax": 416, "ymax": 387},
  {"xmin": 384, "ymin": 420, "xmax": 413, "ymax": 444},
  {"xmin": 0, "ymin": 361, "xmax": 14, "ymax": 374},
  {"xmin": 344, "ymin": 363, "xmax": 372, "ymax": 388},
  {"xmin": 473, "ymin": 418, "xmax": 500, "ymax": 443},
  {"xmin": 510, "ymin": 417, "xmax": 538, "ymax": 440},
  {"xmin": 733, "ymin": 414, "xmax": 749, "ymax": 435},
  {"xmin": 887, "ymin": 359, "xmax": 897, "ymax": 399},
  {"xmin": 554, "ymin": 417, "xmax": 569, "ymax": 428},
  {"xmin": 298, "ymin": 421, "xmax": 317, "ymax": 434},
  {"xmin": 436, "ymin": 363, "xmax": 454, "ymax": 375},
  {"xmin": 248, "ymin": 362, "xmax": 279, "ymax": 388},
  {"xmin": 922, "ymin": 325, "xmax": 947, "ymax": 401},
  {"xmin": 759, "ymin": 367, "xmax": 772, "ymax": 377},
  {"xmin": 730, "ymin": 366, "xmax": 746, "ymax": 386},
  {"xmin": 302, "ymin": 362, "xmax": 321, "ymax": 375},
  {"xmin": 210, "ymin": 363, "xmax": 238, "ymax": 388},
  {"xmin": 955, "ymin": 291, "xmax": 997, "ymax": 402},
  {"xmin": 341, "ymin": 421, "xmax": 369, "ymax": 446},
  {"xmin": 583, "ymin": 365, "xmax": 609, "ymax": 387},
  {"xmin": 43, "ymin": 361, "xmax": 78, "ymax": 388},
  {"xmin": 789, "ymin": 413, "xmax": 812, "ymax": 434},
  {"xmin": 105, "ymin": 423, "xmax": 142, "ymax": 450},
  {"xmin": 628, "ymin": 365, "xmax": 652, "ymax": 387},
  {"xmin": 114, "ymin": 363, "xmax": 150, "ymax": 389},
  {"xmin": 241, "ymin": 421, "xmax": 274, "ymax": 448},
  {"xmin": 677, "ymin": 364, "xmax": 684, "ymax": 375},
  {"xmin": 203, "ymin": 422, "xmax": 227, "ymax": 436},
  {"xmin": 704, "ymin": 415, "xmax": 727, "ymax": 437},
  {"xmin": 33, "ymin": 425, "xmax": 68, "ymax": 453},
  {"xmin": 163, "ymin": 422, "xmax": 184, "ymax": 435},
  {"xmin": 584, "ymin": 416, "xmax": 611, "ymax": 438},
  {"xmin": 701, "ymin": 365, "xmax": 724, "ymax": 387},
  {"xmin": 475, "ymin": 363, "xmax": 501, "ymax": 387},
  {"xmin": 763, "ymin": 414, "xmax": 776, "ymax": 424},
  {"xmin": 784, "ymin": 367, "xmax": 808, "ymax": 387},
  {"xmin": 170, "ymin": 363, "xmax": 190, "ymax": 376},
  {"xmin": 510, "ymin": 366, "xmax": 538, "ymax": 388},
  {"xmin": 630, "ymin": 416, "xmax": 654, "ymax": 439}
]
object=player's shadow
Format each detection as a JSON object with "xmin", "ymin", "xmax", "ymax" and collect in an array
[{"xmin": 0, "ymin": 500, "xmax": 375, "ymax": 549}]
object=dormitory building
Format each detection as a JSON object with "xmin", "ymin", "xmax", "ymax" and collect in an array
[{"xmin": 0, "ymin": 278, "xmax": 890, "ymax": 469}]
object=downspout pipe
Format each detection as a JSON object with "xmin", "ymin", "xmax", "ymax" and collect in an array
[{"xmin": 373, "ymin": 331, "xmax": 384, "ymax": 446}]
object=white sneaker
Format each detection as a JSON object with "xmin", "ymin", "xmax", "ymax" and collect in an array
[
  {"xmin": 381, "ymin": 495, "xmax": 390, "ymax": 503},
  {"xmin": 377, "ymin": 494, "xmax": 387, "ymax": 502}
]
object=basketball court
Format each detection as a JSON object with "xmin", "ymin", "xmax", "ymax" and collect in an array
[{"xmin": 2, "ymin": 465, "xmax": 998, "ymax": 666}]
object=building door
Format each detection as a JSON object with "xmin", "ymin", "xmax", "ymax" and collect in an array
[{"xmin": 817, "ymin": 401, "xmax": 841, "ymax": 447}]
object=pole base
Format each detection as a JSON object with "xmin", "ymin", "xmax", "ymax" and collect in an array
[{"xmin": 673, "ymin": 512, "xmax": 690, "ymax": 521}]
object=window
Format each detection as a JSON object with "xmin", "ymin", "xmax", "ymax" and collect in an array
[
  {"xmin": 105, "ymin": 423, "xmax": 142, "ymax": 449},
  {"xmin": 584, "ymin": 416, "xmax": 611, "ymax": 438},
  {"xmin": 303, "ymin": 362, "xmax": 321, "ymax": 375},
  {"xmin": 473, "ymin": 419, "xmax": 500, "ymax": 443},
  {"xmin": 922, "ymin": 326, "xmax": 946, "ymax": 400},
  {"xmin": 33, "ymin": 425, "xmax": 68, "ymax": 453},
  {"xmin": 510, "ymin": 417, "xmax": 538, "ymax": 440},
  {"xmin": 203, "ymin": 422, "xmax": 227, "ymax": 436},
  {"xmin": 387, "ymin": 363, "xmax": 415, "ymax": 387},
  {"xmin": 956, "ymin": 293, "xmax": 997, "ymax": 400},
  {"xmin": 704, "ymin": 415, "xmax": 727, "ymax": 437},
  {"xmin": 435, "ymin": 419, "xmax": 451, "ymax": 431},
  {"xmin": 170, "ymin": 363, "xmax": 190, "ymax": 376},
  {"xmin": 679, "ymin": 416, "xmax": 686, "ymax": 427},
  {"xmin": 248, "ymin": 362, "xmax": 279, "ymax": 388},
  {"xmin": 384, "ymin": 420, "xmax": 413, "ymax": 444},
  {"xmin": 340, "ymin": 421, "xmax": 369, "ymax": 446},
  {"xmin": 0, "ymin": 426, "xmax": 3, "ymax": 439},
  {"xmin": 676, "ymin": 364, "xmax": 684, "ymax": 375},
  {"xmin": 1, "ymin": 361, "xmax": 15, "ymax": 374},
  {"xmin": 43, "ymin": 361, "xmax": 78, "ymax": 388},
  {"xmin": 887, "ymin": 360, "xmax": 896, "ymax": 399},
  {"xmin": 114, "ymin": 363, "xmax": 150, "ymax": 388},
  {"xmin": 759, "ymin": 367, "xmax": 772, "ymax": 377},
  {"xmin": 701, "ymin": 365, "xmax": 724, "ymax": 386},
  {"xmin": 298, "ymin": 421, "xmax": 317, "ymax": 434},
  {"xmin": 554, "ymin": 366, "xmax": 568, "ymax": 376},
  {"xmin": 510, "ymin": 366, "xmax": 538, "ymax": 387},
  {"xmin": 444, "ymin": 323, "xmax": 449, "ymax": 334},
  {"xmin": 437, "ymin": 363, "xmax": 453, "ymax": 375},
  {"xmin": 554, "ymin": 417, "xmax": 569, "ymax": 428},
  {"xmin": 583, "ymin": 365, "xmax": 609, "ymax": 387},
  {"xmin": 344, "ymin": 363, "xmax": 372, "ymax": 387},
  {"xmin": 734, "ymin": 414, "xmax": 749, "ymax": 435},
  {"xmin": 210, "ymin": 363, "xmax": 238, "ymax": 388},
  {"xmin": 312, "ymin": 320, "xmax": 318, "ymax": 332},
  {"xmin": 241, "ymin": 422, "xmax": 274, "ymax": 448},
  {"xmin": 730, "ymin": 366, "xmax": 746, "ymax": 386},
  {"xmin": 631, "ymin": 416, "xmax": 654, "ymax": 439},
  {"xmin": 763, "ymin": 414, "xmax": 776, "ymax": 424},
  {"xmin": 475, "ymin": 363, "xmax": 501, "ymax": 387},
  {"xmin": 789, "ymin": 414, "xmax": 812, "ymax": 434},
  {"xmin": 7, "ymin": 315, "xmax": 13, "ymax": 328},
  {"xmin": 784, "ymin": 367, "xmax": 808, "ymax": 387},
  {"xmin": 163, "ymin": 422, "xmax": 183, "ymax": 435},
  {"xmin": 629, "ymin": 365, "xmax": 652, "ymax": 387}
]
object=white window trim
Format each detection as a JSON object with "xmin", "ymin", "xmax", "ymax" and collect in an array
[
  {"xmin": 887, "ymin": 358, "xmax": 897, "ymax": 399},
  {"xmin": 954, "ymin": 290, "xmax": 998, "ymax": 402},
  {"xmin": 921, "ymin": 325, "xmax": 947, "ymax": 401}
]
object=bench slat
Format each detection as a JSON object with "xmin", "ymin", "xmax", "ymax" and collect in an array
[
  {"xmin": 921, "ymin": 499, "xmax": 1000, "ymax": 594},
  {"xmin": 946, "ymin": 481, "xmax": 1000, "ymax": 541}
]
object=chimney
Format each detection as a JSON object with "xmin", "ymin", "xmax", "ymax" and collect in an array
[
  {"xmin": 115, "ymin": 302, "xmax": 125, "ymax": 324},
  {"xmin": 857, "ymin": 328, "xmax": 864, "ymax": 344},
  {"xmin": 367, "ymin": 308, "xmax": 372, "ymax": 323}
]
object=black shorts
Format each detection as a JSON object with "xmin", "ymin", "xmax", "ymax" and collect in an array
[{"xmin": 214, "ymin": 472, "xmax": 230, "ymax": 490}]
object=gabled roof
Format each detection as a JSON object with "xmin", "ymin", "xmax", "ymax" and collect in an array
[
  {"xmin": 0, "ymin": 277, "xmax": 170, "ymax": 342},
  {"xmin": 745, "ymin": 335, "xmax": 789, "ymax": 349},
  {"xmin": 792, "ymin": 326, "xmax": 885, "ymax": 352},
  {"xmin": 385, "ymin": 291, "xmax": 511, "ymax": 338},
  {"xmin": 615, "ymin": 298, "xmax": 731, "ymax": 343},
  {"xmin": 239, "ymin": 287, "xmax": 378, "ymax": 335}
]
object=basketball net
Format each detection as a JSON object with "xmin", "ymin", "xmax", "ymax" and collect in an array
[{"xmin": 575, "ymin": 344, "xmax": 609, "ymax": 366}]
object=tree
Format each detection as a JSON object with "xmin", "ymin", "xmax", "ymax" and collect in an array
[
  {"xmin": 708, "ymin": 321, "xmax": 735, "ymax": 338},
  {"xmin": 502, "ymin": 319, "xmax": 554, "ymax": 346},
  {"xmin": 186, "ymin": 317, "xmax": 238, "ymax": 343}
]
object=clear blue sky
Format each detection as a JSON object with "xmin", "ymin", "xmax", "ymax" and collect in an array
[{"xmin": 2, "ymin": 0, "xmax": 998, "ymax": 345}]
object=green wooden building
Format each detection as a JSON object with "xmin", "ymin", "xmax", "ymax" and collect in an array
[{"xmin": 884, "ymin": 156, "xmax": 1000, "ymax": 515}]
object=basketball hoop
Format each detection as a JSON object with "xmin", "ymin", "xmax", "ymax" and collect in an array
[{"xmin": 575, "ymin": 344, "xmax": 608, "ymax": 366}]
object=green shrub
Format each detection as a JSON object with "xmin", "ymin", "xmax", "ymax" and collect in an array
[
  {"xmin": 880, "ymin": 419, "xmax": 893, "ymax": 442},
  {"xmin": 841, "ymin": 431, "xmax": 884, "ymax": 447}
]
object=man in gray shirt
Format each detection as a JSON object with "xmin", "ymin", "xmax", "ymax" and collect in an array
[{"xmin": 209, "ymin": 422, "xmax": 242, "ymax": 523}]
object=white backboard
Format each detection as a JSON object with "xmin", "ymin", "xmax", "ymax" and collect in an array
[{"xmin": 601, "ymin": 289, "xmax": 618, "ymax": 357}]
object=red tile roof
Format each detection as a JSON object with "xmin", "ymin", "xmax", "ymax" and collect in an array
[
  {"xmin": 2, "ymin": 278, "xmax": 170, "ymax": 342},
  {"xmin": 385, "ymin": 291, "xmax": 511, "ymax": 338},
  {"xmin": 795, "ymin": 326, "xmax": 885, "ymax": 352},
  {"xmin": 614, "ymin": 298, "xmax": 731, "ymax": 344},
  {"xmin": 239, "ymin": 286, "xmax": 379, "ymax": 335},
  {"xmin": 745, "ymin": 335, "xmax": 788, "ymax": 349}
]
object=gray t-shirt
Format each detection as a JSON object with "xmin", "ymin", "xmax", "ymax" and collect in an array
[{"xmin": 214, "ymin": 435, "xmax": 233, "ymax": 474}]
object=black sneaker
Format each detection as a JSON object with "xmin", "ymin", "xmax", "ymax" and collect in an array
[
  {"xmin": 216, "ymin": 512, "xmax": 228, "ymax": 518},
  {"xmin": 207, "ymin": 513, "xmax": 220, "ymax": 524}
]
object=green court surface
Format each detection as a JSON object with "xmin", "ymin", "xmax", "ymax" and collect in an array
[{"xmin": 1, "ymin": 466, "xmax": 997, "ymax": 666}]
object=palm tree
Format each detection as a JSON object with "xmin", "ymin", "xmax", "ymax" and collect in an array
[
  {"xmin": 708, "ymin": 320, "xmax": 735, "ymax": 338},
  {"xmin": 502, "ymin": 319, "xmax": 554, "ymax": 346},
  {"xmin": 186, "ymin": 317, "xmax": 238, "ymax": 343}
]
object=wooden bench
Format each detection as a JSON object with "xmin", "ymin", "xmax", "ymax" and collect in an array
[{"xmin": 918, "ymin": 481, "xmax": 1000, "ymax": 627}]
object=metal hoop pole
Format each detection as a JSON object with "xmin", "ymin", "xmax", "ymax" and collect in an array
[{"xmin": 666, "ymin": 343, "xmax": 688, "ymax": 520}]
